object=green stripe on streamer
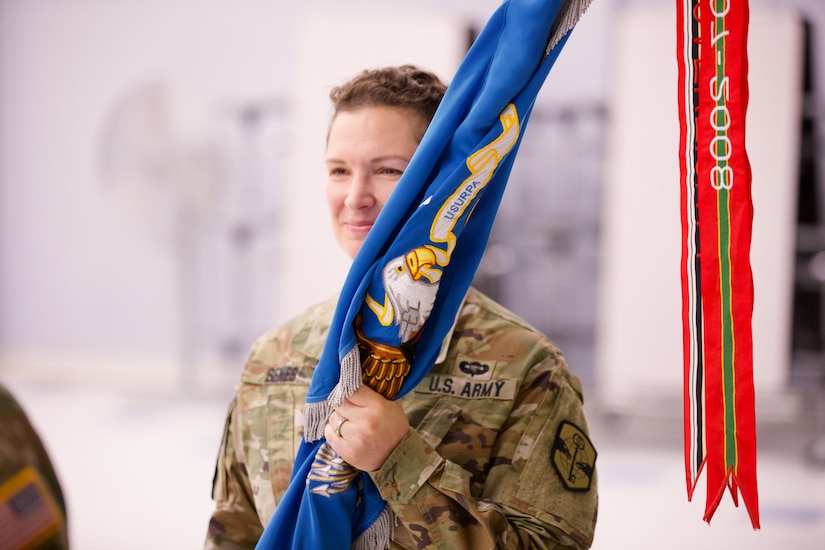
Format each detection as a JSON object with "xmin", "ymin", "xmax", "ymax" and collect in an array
[{"xmin": 679, "ymin": 0, "xmax": 759, "ymax": 528}]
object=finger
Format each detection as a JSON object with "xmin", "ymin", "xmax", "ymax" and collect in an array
[
  {"xmin": 323, "ymin": 413, "xmax": 332, "ymax": 438},
  {"xmin": 325, "ymin": 414, "xmax": 343, "ymax": 441},
  {"xmin": 329, "ymin": 411, "xmax": 352, "ymax": 439},
  {"xmin": 341, "ymin": 384, "xmax": 382, "ymax": 407}
]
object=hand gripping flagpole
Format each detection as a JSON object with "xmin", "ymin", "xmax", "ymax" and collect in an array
[
  {"xmin": 678, "ymin": 0, "xmax": 760, "ymax": 528},
  {"xmin": 255, "ymin": 1, "xmax": 594, "ymax": 549}
]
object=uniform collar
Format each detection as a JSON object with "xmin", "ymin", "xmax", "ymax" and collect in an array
[{"xmin": 434, "ymin": 289, "xmax": 469, "ymax": 365}]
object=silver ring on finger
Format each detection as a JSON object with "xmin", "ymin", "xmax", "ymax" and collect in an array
[{"xmin": 335, "ymin": 415, "xmax": 349, "ymax": 439}]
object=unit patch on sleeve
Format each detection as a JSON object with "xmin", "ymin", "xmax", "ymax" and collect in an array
[
  {"xmin": 551, "ymin": 420, "xmax": 597, "ymax": 492},
  {"xmin": 0, "ymin": 466, "xmax": 64, "ymax": 550}
]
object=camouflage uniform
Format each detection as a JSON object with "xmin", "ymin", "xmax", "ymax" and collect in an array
[
  {"xmin": 0, "ymin": 383, "xmax": 69, "ymax": 549},
  {"xmin": 206, "ymin": 288, "xmax": 598, "ymax": 549}
]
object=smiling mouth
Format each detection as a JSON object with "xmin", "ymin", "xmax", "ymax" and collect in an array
[{"xmin": 347, "ymin": 221, "xmax": 374, "ymax": 234}]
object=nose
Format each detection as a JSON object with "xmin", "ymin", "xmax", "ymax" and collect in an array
[{"xmin": 343, "ymin": 172, "xmax": 375, "ymax": 210}]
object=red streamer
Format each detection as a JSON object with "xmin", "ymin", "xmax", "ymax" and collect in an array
[{"xmin": 678, "ymin": 0, "xmax": 760, "ymax": 529}]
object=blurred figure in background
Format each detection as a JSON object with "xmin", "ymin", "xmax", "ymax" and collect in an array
[{"xmin": 0, "ymin": 383, "xmax": 68, "ymax": 549}]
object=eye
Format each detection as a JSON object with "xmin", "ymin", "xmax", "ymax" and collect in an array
[
  {"xmin": 378, "ymin": 167, "xmax": 403, "ymax": 176},
  {"xmin": 328, "ymin": 167, "xmax": 348, "ymax": 177}
]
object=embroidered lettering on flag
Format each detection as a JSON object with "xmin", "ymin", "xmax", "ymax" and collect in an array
[{"xmin": 677, "ymin": 0, "xmax": 759, "ymax": 528}]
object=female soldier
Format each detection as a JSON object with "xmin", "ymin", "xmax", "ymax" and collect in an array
[{"xmin": 205, "ymin": 65, "xmax": 597, "ymax": 549}]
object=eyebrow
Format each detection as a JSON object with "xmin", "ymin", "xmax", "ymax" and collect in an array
[{"xmin": 324, "ymin": 155, "xmax": 411, "ymax": 165}]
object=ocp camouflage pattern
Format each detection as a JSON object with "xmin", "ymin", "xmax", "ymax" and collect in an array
[
  {"xmin": 0, "ymin": 383, "xmax": 69, "ymax": 549},
  {"xmin": 206, "ymin": 288, "xmax": 597, "ymax": 549}
]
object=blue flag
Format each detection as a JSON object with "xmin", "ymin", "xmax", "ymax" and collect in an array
[{"xmin": 256, "ymin": 1, "xmax": 592, "ymax": 548}]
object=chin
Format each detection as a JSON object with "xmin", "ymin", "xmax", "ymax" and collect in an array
[{"xmin": 344, "ymin": 239, "xmax": 365, "ymax": 259}]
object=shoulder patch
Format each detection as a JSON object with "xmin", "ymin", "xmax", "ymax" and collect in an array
[
  {"xmin": 551, "ymin": 420, "xmax": 597, "ymax": 492},
  {"xmin": 0, "ymin": 466, "xmax": 64, "ymax": 548}
]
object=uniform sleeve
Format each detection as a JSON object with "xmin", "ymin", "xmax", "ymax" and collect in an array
[
  {"xmin": 0, "ymin": 385, "xmax": 69, "ymax": 549},
  {"xmin": 369, "ymin": 356, "xmax": 598, "ymax": 549},
  {"xmin": 204, "ymin": 397, "xmax": 264, "ymax": 550}
]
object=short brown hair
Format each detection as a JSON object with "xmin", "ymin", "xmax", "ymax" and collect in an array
[{"xmin": 329, "ymin": 65, "xmax": 447, "ymax": 138}]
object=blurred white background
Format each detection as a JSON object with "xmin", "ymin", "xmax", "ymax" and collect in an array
[{"xmin": 2, "ymin": 0, "xmax": 825, "ymax": 548}]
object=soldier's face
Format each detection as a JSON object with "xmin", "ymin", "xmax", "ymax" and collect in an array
[{"xmin": 325, "ymin": 106, "xmax": 423, "ymax": 259}]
